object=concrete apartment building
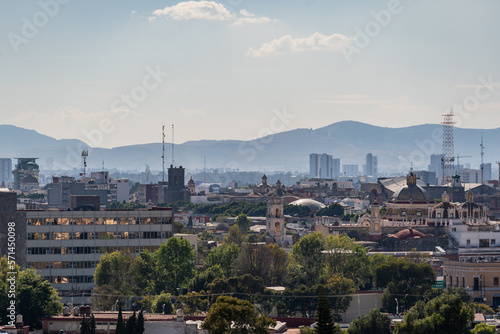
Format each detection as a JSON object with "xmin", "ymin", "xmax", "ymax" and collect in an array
[
  {"xmin": 0, "ymin": 189, "xmax": 173, "ymax": 305},
  {"xmin": 47, "ymin": 172, "xmax": 130, "ymax": 209}
]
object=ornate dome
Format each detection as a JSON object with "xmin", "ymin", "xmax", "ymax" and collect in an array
[
  {"xmin": 20, "ymin": 174, "xmax": 38, "ymax": 184},
  {"xmin": 391, "ymin": 170, "xmax": 431, "ymax": 202},
  {"xmin": 289, "ymin": 198, "xmax": 326, "ymax": 211}
]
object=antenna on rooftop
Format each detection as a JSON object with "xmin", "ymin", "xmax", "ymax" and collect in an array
[
  {"xmin": 81, "ymin": 150, "xmax": 88, "ymax": 180},
  {"xmin": 162, "ymin": 125, "xmax": 165, "ymax": 182},
  {"xmin": 171, "ymin": 123, "xmax": 175, "ymax": 166},
  {"xmin": 480, "ymin": 134, "xmax": 485, "ymax": 183}
]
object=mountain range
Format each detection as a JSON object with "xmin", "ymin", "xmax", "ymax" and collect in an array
[{"xmin": 1, "ymin": 121, "xmax": 499, "ymax": 173}]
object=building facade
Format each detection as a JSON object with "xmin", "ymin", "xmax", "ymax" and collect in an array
[
  {"xmin": 0, "ymin": 158, "xmax": 12, "ymax": 184},
  {"xmin": 25, "ymin": 208, "xmax": 173, "ymax": 304}
]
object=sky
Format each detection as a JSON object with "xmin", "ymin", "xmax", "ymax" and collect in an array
[{"xmin": 1, "ymin": 0, "xmax": 500, "ymax": 148}]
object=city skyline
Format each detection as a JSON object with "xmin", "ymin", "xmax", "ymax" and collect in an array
[{"xmin": 1, "ymin": 1, "xmax": 500, "ymax": 148}]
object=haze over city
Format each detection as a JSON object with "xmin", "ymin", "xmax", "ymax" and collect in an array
[{"xmin": 1, "ymin": 0, "xmax": 500, "ymax": 148}]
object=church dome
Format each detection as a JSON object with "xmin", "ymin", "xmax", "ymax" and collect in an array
[
  {"xmin": 21, "ymin": 174, "xmax": 38, "ymax": 184},
  {"xmin": 391, "ymin": 170, "xmax": 431, "ymax": 202},
  {"xmin": 289, "ymin": 198, "xmax": 326, "ymax": 211}
]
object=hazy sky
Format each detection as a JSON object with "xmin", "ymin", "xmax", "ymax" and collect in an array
[{"xmin": 1, "ymin": 0, "xmax": 500, "ymax": 148}]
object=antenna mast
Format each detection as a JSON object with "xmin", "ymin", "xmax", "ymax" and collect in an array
[
  {"xmin": 171, "ymin": 124, "xmax": 175, "ymax": 166},
  {"xmin": 441, "ymin": 110, "xmax": 455, "ymax": 185},
  {"xmin": 162, "ymin": 125, "xmax": 165, "ymax": 182},
  {"xmin": 81, "ymin": 150, "xmax": 88, "ymax": 181},
  {"xmin": 480, "ymin": 134, "xmax": 485, "ymax": 183}
]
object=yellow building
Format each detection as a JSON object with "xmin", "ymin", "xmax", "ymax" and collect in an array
[{"xmin": 443, "ymin": 258, "xmax": 500, "ymax": 308}]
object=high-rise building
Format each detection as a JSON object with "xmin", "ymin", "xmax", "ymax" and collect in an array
[
  {"xmin": 310, "ymin": 153, "xmax": 319, "ymax": 178},
  {"xmin": 332, "ymin": 158, "xmax": 341, "ymax": 178},
  {"xmin": 481, "ymin": 163, "xmax": 492, "ymax": 182},
  {"xmin": 428, "ymin": 154, "xmax": 443, "ymax": 180},
  {"xmin": 309, "ymin": 153, "xmax": 333, "ymax": 178},
  {"xmin": 343, "ymin": 164, "xmax": 359, "ymax": 177},
  {"xmin": 365, "ymin": 153, "xmax": 378, "ymax": 177},
  {"xmin": 0, "ymin": 158, "xmax": 12, "ymax": 184},
  {"xmin": 414, "ymin": 170, "xmax": 438, "ymax": 186}
]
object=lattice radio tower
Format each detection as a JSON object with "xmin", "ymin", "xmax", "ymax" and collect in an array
[{"xmin": 441, "ymin": 110, "xmax": 455, "ymax": 185}]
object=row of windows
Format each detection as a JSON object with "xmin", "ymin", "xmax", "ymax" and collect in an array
[
  {"xmin": 465, "ymin": 239, "xmax": 496, "ymax": 246},
  {"xmin": 388, "ymin": 209, "xmax": 425, "ymax": 216},
  {"xmin": 45, "ymin": 275, "xmax": 94, "ymax": 284},
  {"xmin": 58, "ymin": 289, "xmax": 92, "ymax": 297},
  {"xmin": 28, "ymin": 217, "xmax": 171, "ymax": 226},
  {"xmin": 28, "ymin": 245, "xmax": 161, "ymax": 255},
  {"xmin": 28, "ymin": 261, "xmax": 98, "ymax": 270},
  {"xmin": 28, "ymin": 231, "xmax": 170, "ymax": 240},
  {"xmin": 444, "ymin": 275, "xmax": 499, "ymax": 289}
]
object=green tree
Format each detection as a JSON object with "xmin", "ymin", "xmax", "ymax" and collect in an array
[
  {"xmin": 155, "ymin": 236, "xmax": 195, "ymax": 293},
  {"xmin": 174, "ymin": 220, "xmax": 184, "ymax": 233},
  {"xmin": 289, "ymin": 233, "xmax": 325, "ymax": 286},
  {"xmin": 235, "ymin": 213, "xmax": 252, "ymax": 231},
  {"xmin": 125, "ymin": 311, "xmax": 136, "ymax": 334},
  {"xmin": 90, "ymin": 315, "xmax": 96, "ymax": 334},
  {"xmin": 323, "ymin": 234, "xmax": 371, "ymax": 289},
  {"xmin": 235, "ymin": 243, "xmax": 289, "ymax": 286},
  {"xmin": 92, "ymin": 251, "xmax": 141, "ymax": 309},
  {"xmin": 474, "ymin": 303, "xmax": 495, "ymax": 315},
  {"xmin": 136, "ymin": 310, "xmax": 145, "ymax": 334},
  {"xmin": 190, "ymin": 265, "xmax": 225, "ymax": 292},
  {"xmin": 347, "ymin": 309, "xmax": 391, "ymax": 334},
  {"xmin": 374, "ymin": 257, "xmax": 436, "ymax": 312},
  {"xmin": 396, "ymin": 293, "xmax": 474, "ymax": 334},
  {"xmin": 316, "ymin": 289, "xmax": 335, "ymax": 334},
  {"xmin": 224, "ymin": 225, "xmax": 246, "ymax": 246},
  {"xmin": 152, "ymin": 292, "xmax": 174, "ymax": 314},
  {"xmin": 316, "ymin": 204, "xmax": 344, "ymax": 217},
  {"xmin": 178, "ymin": 291, "xmax": 209, "ymax": 315},
  {"xmin": 0, "ymin": 258, "xmax": 62, "ymax": 330},
  {"xmin": 201, "ymin": 296, "xmax": 275, "ymax": 334},
  {"xmin": 80, "ymin": 315, "xmax": 90, "ymax": 334},
  {"xmin": 471, "ymin": 322, "xmax": 496, "ymax": 334},
  {"xmin": 116, "ymin": 304, "xmax": 125, "ymax": 334},
  {"xmin": 204, "ymin": 242, "xmax": 240, "ymax": 276}
]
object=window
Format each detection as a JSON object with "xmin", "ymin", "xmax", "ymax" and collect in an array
[
  {"xmin": 466, "ymin": 239, "xmax": 471, "ymax": 246},
  {"xmin": 474, "ymin": 277, "xmax": 480, "ymax": 290},
  {"xmin": 479, "ymin": 239, "xmax": 490, "ymax": 248},
  {"xmin": 463, "ymin": 277, "xmax": 465, "ymax": 287},
  {"xmin": 492, "ymin": 239, "xmax": 496, "ymax": 245},
  {"xmin": 494, "ymin": 277, "xmax": 499, "ymax": 286}
]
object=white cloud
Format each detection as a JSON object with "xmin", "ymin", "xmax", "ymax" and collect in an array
[
  {"xmin": 150, "ymin": 1, "xmax": 276, "ymax": 25},
  {"xmin": 246, "ymin": 32, "xmax": 354, "ymax": 57}
]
